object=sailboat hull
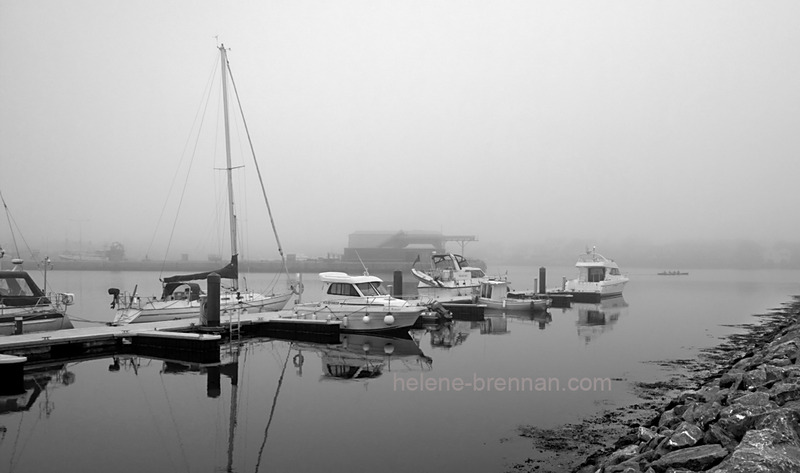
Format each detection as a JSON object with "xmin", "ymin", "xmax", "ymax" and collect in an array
[
  {"xmin": 113, "ymin": 291, "xmax": 293, "ymax": 325},
  {"xmin": 0, "ymin": 310, "xmax": 74, "ymax": 336}
]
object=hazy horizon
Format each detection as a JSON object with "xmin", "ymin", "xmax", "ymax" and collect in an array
[{"xmin": 2, "ymin": 1, "xmax": 800, "ymax": 266}]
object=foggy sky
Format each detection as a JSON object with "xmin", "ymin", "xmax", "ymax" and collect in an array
[{"xmin": 2, "ymin": 1, "xmax": 799, "ymax": 262}]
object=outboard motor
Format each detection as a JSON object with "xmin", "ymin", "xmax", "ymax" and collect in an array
[
  {"xmin": 430, "ymin": 301, "xmax": 452, "ymax": 320},
  {"xmin": 108, "ymin": 288, "xmax": 120, "ymax": 309}
]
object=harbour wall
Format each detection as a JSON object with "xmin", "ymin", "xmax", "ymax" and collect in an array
[{"xmin": 574, "ymin": 297, "xmax": 800, "ymax": 473}]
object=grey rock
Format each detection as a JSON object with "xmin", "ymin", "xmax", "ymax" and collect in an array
[
  {"xmin": 767, "ymin": 339, "xmax": 798, "ymax": 360},
  {"xmin": 731, "ymin": 391, "xmax": 772, "ymax": 407},
  {"xmin": 638, "ymin": 426, "xmax": 658, "ymax": 443},
  {"xmin": 765, "ymin": 364, "xmax": 788, "ymax": 382},
  {"xmin": 658, "ymin": 409, "xmax": 680, "ymax": 430},
  {"xmin": 709, "ymin": 428, "xmax": 800, "ymax": 473},
  {"xmin": 753, "ymin": 409, "xmax": 800, "ymax": 443},
  {"xmin": 743, "ymin": 367, "xmax": 768, "ymax": 390},
  {"xmin": 605, "ymin": 459, "xmax": 642, "ymax": 473},
  {"xmin": 697, "ymin": 385, "xmax": 728, "ymax": 404},
  {"xmin": 771, "ymin": 380, "xmax": 800, "ymax": 405},
  {"xmin": 667, "ymin": 422, "xmax": 704, "ymax": 449},
  {"xmin": 719, "ymin": 372, "xmax": 743, "ymax": 390},
  {"xmin": 732, "ymin": 356, "xmax": 758, "ymax": 372},
  {"xmin": 703, "ymin": 424, "xmax": 739, "ymax": 453},
  {"xmin": 772, "ymin": 358, "xmax": 793, "ymax": 367},
  {"xmin": 607, "ymin": 444, "xmax": 640, "ymax": 466},
  {"xmin": 717, "ymin": 404, "xmax": 774, "ymax": 440},
  {"xmin": 649, "ymin": 444, "xmax": 728, "ymax": 471},
  {"xmin": 683, "ymin": 401, "xmax": 722, "ymax": 428}
]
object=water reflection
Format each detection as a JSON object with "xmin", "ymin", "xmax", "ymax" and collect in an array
[
  {"xmin": 480, "ymin": 311, "xmax": 508, "ymax": 334},
  {"xmin": 0, "ymin": 363, "xmax": 75, "ymax": 416},
  {"xmin": 294, "ymin": 333, "xmax": 433, "ymax": 381},
  {"xmin": 572, "ymin": 296, "xmax": 629, "ymax": 345},
  {"xmin": 419, "ymin": 320, "xmax": 473, "ymax": 349},
  {"xmin": 485, "ymin": 308, "xmax": 553, "ymax": 331}
]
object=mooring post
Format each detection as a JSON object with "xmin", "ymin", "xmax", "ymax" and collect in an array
[
  {"xmin": 206, "ymin": 272, "xmax": 221, "ymax": 328},
  {"xmin": 539, "ymin": 267, "xmax": 546, "ymax": 294},
  {"xmin": 14, "ymin": 316, "xmax": 23, "ymax": 335},
  {"xmin": 393, "ymin": 270, "xmax": 403, "ymax": 298},
  {"xmin": 206, "ymin": 365, "xmax": 221, "ymax": 398}
]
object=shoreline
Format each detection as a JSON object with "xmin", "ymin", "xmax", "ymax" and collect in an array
[{"xmin": 508, "ymin": 295, "xmax": 800, "ymax": 472}]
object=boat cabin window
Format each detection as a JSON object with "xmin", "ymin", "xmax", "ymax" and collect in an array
[
  {"xmin": 469, "ymin": 269, "xmax": 486, "ymax": 278},
  {"xmin": 609, "ymin": 268, "xmax": 620, "ymax": 276},
  {"xmin": 327, "ymin": 283, "xmax": 360, "ymax": 297},
  {"xmin": 356, "ymin": 282, "xmax": 387, "ymax": 296},
  {"xmin": 0, "ymin": 276, "xmax": 36, "ymax": 297},
  {"xmin": 588, "ymin": 267, "xmax": 606, "ymax": 283},
  {"xmin": 480, "ymin": 284, "xmax": 493, "ymax": 298}
]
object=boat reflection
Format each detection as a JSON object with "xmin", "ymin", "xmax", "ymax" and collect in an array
[
  {"xmin": 414, "ymin": 320, "xmax": 473, "ymax": 349},
  {"xmin": 294, "ymin": 333, "xmax": 432, "ymax": 381},
  {"xmin": 480, "ymin": 311, "xmax": 508, "ymax": 334},
  {"xmin": 572, "ymin": 296, "xmax": 629, "ymax": 344},
  {"xmin": 0, "ymin": 363, "xmax": 75, "ymax": 416},
  {"xmin": 484, "ymin": 308, "xmax": 553, "ymax": 331}
]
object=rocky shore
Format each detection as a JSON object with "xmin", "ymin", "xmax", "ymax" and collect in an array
[{"xmin": 509, "ymin": 295, "xmax": 800, "ymax": 473}]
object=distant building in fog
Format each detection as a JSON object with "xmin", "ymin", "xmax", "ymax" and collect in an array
[{"xmin": 343, "ymin": 230, "xmax": 477, "ymax": 264}]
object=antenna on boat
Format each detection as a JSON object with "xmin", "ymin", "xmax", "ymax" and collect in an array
[
  {"xmin": 355, "ymin": 250, "xmax": 369, "ymax": 276},
  {"xmin": 39, "ymin": 255, "xmax": 53, "ymax": 293}
]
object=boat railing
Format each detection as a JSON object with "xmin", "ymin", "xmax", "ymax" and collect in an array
[
  {"xmin": 1, "ymin": 292, "xmax": 72, "ymax": 316},
  {"xmin": 577, "ymin": 252, "xmax": 612, "ymax": 264}
]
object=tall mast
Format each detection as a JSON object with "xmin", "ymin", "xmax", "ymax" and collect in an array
[{"xmin": 219, "ymin": 44, "xmax": 238, "ymax": 290}]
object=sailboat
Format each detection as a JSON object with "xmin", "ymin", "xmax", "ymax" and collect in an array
[
  {"xmin": 109, "ymin": 44, "xmax": 298, "ymax": 325},
  {"xmin": 1, "ymin": 190, "xmax": 75, "ymax": 336}
]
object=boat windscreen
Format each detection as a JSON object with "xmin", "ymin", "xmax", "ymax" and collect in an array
[
  {"xmin": 0, "ymin": 275, "xmax": 40, "ymax": 297},
  {"xmin": 356, "ymin": 282, "xmax": 387, "ymax": 296}
]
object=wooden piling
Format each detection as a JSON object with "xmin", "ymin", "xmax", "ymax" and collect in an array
[
  {"xmin": 393, "ymin": 270, "xmax": 403, "ymax": 298},
  {"xmin": 206, "ymin": 272, "xmax": 221, "ymax": 327},
  {"xmin": 539, "ymin": 267, "xmax": 546, "ymax": 294}
]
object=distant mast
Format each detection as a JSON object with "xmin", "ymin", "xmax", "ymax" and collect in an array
[{"xmin": 219, "ymin": 44, "xmax": 238, "ymax": 291}]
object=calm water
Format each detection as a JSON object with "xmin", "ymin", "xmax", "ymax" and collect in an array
[{"xmin": 2, "ymin": 265, "xmax": 799, "ymax": 473}]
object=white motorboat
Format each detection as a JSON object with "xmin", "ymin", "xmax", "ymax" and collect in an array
[
  {"xmin": 411, "ymin": 253, "xmax": 488, "ymax": 303},
  {"xmin": 293, "ymin": 272, "xmax": 444, "ymax": 333},
  {"xmin": 549, "ymin": 247, "xmax": 628, "ymax": 303},
  {"xmin": 0, "ymin": 259, "xmax": 74, "ymax": 336},
  {"xmin": 109, "ymin": 44, "xmax": 298, "ymax": 325},
  {"xmin": 477, "ymin": 279, "xmax": 551, "ymax": 312}
]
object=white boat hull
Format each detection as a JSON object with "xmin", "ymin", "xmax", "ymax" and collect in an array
[
  {"xmin": 113, "ymin": 291, "xmax": 293, "ymax": 325},
  {"xmin": 559, "ymin": 279, "xmax": 628, "ymax": 302},
  {"xmin": 0, "ymin": 309, "xmax": 74, "ymax": 336},
  {"xmin": 293, "ymin": 302, "xmax": 422, "ymax": 332},
  {"xmin": 478, "ymin": 297, "xmax": 550, "ymax": 312},
  {"xmin": 416, "ymin": 285, "xmax": 480, "ymax": 303}
]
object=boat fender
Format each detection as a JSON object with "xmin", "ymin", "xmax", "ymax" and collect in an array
[
  {"xmin": 384, "ymin": 314, "xmax": 395, "ymax": 325},
  {"xmin": 362, "ymin": 315, "xmax": 370, "ymax": 324},
  {"xmin": 384, "ymin": 343, "xmax": 395, "ymax": 355}
]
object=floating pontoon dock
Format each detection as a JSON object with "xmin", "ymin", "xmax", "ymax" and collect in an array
[{"xmin": 0, "ymin": 310, "xmax": 341, "ymax": 365}]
